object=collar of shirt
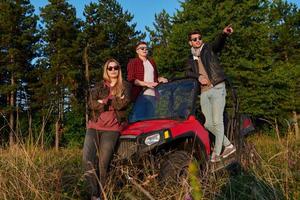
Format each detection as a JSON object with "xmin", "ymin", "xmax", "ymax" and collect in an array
[{"xmin": 193, "ymin": 43, "xmax": 204, "ymax": 60}]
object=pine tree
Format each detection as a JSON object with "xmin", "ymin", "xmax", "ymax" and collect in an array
[
  {"xmin": 82, "ymin": 0, "xmax": 144, "ymax": 81},
  {"xmin": 39, "ymin": 0, "xmax": 81, "ymax": 149},
  {"xmin": 0, "ymin": 0, "xmax": 38, "ymax": 145},
  {"xmin": 146, "ymin": 10, "xmax": 173, "ymax": 76},
  {"xmin": 268, "ymin": 1, "xmax": 300, "ymax": 120},
  {"xmin": 146, "ymin": 9, "xmax": 172, "ymax": 48}
]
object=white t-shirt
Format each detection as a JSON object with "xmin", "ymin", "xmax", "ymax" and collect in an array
[{"xmin": 143, "ymin": 60, "xmax": 155, "ymax": 96}]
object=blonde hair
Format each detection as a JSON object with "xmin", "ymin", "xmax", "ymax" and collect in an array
[{"xmin": 103, "ymin": 58, "xmax": 124, "ymax": 97}]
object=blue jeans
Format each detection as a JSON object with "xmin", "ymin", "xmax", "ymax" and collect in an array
[
  {"xmin": 129, "ymin": 95, "xmax": 156, "ymax": 122},
  {"xmin": 82, "ymin": 129, "xmax": 119, "ymax": 197},
  {"xmin": 200, "ymin": 82, "xmax": 231, "ymax": 155}
]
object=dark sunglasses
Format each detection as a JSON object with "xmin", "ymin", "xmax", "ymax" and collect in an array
[
  {"xmin": 191, "ymin": 36, "xmax": 202, "ymax": 42},
  {"xmin": 107, "ymin": 66, "xmax": 120, "ymax": 71},
  {"xmin": 137, "ymin": 47, "xmax": 148, "ymax": 51}
]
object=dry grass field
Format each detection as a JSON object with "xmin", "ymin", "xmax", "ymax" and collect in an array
[{"xmin": 0, "ymin": 133, "xmax": 299, "ymax": 200}]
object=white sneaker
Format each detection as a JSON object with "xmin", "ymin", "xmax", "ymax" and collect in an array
[
  {"xmin": 221, "ymin": 144, "xmax": 236, "ymax": 158},
  {"xmin": 210, "ymin": 152, "xmax": 221, "ymax": 163}
]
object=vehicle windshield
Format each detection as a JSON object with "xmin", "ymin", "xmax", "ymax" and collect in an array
[{"xmin": 129, "ymin": 78, "xmax": 199, "ymax": 123}]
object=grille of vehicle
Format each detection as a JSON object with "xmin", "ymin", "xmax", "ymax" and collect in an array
[{"xmin": 116, "ymin": 139, "xmax": 138, "ymax": 159}]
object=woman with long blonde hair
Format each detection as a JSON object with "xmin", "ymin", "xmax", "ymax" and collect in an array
[
  {"xmin": 83, "ymin": 58, "xmax": 131, "ymax": 200},
  {"xmin": 103, "ymin": 58, "xmax": 124, "ymax": 97}
]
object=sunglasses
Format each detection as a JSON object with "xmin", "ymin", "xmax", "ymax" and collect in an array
[
  {"xmin": 191, "ymin": 36, "xmax": 202, "ymax": 42},
  {"xmin": 107, "ymin": 66, "xmax": 120, "ymax": 71},
  {"xmin": 137, "ymin": 47, "xmax": 148, "ymax": 51}
]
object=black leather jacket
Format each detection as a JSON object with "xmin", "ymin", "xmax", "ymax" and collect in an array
[{"xmin": 185, "ymin": 33, "xmax": 228, "ymax": 86}]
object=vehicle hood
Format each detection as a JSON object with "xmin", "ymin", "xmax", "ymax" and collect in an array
[{"xmin": 121, "ymin": 119, "xmax": 181, "ymax": 136}]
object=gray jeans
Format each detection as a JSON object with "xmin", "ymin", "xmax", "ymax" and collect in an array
[
  {"xmin": 200, "ymin": 82, "xmax": 231, "ymax": 155},
  {"xmin": 82, "ymin": 128, "xmax": 119, "ymax": 197}
]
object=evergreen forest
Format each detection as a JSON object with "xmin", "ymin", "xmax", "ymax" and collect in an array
[{"xmin": 0, "ymin": 0, "xmax": 299, "ymax": 148}]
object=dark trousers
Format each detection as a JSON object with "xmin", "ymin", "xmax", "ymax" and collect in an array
[{"xmin": 82, "ymin": 128, "xmax": 119, "ymax": 197}]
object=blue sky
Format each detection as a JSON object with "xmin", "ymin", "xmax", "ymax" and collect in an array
[
  {"xmin": 31, "ymin": 0, "xmax": 181, "ymax": 35},
  {"xmin": 31, "ymin": 0, "xmax": 299, "ymax": 37}
]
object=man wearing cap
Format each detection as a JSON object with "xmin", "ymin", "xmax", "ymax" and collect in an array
[{"xmin": 186, "ymin": 25, "xmax": 236, "ymax": 162}]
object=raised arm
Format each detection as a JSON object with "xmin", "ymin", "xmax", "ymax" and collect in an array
[{"xmin": 211, "ymin": 24, "xmax": 233, "ymax": 53}]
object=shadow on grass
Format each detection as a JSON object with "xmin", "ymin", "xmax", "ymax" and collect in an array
[{"xmin": 215, "ymin": 162, "xmax": 285, "ymax": 200}]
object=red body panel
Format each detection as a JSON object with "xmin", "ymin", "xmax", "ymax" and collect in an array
[
  {"xmin": 121, "ymin": 116, "xmax": 211, "ymax": 155},
  {"xmin": 122, "ymin": 120, "xmax": 181, "ymax": 135}
]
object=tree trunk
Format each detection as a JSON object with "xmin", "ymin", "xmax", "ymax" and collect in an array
[
  {"xmin": 28, "ymin": 111, "xmax": 33, "ymax": 146},
  {"xmin": 55, "ymin": 75, "xmax": 60, "ymax": 151},
  {"xmin": 16, "ymin": 105, "xmax": 19, "ymax": 143},
  {"xmin": 293, "ymin": 111, "xmax": 299, "ymax": 140},
  {"xmin": 84, "ymin": 45, "xmax": 90, "ymax": 127},
  {"xmin": 55, "ymin": 120, "xmax": 60, "ymax": 151},
  {"xmin": 9, "ymin": 75, "xmax": 15, "ymax": 146}
]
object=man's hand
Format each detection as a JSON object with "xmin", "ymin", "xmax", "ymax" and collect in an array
[
  {"xmin": 145, "ymin": 82, "xmax": 158, "ymax": 88},
  {"xmin": 158, "ymin": 76, "xmax": 168, "ymax": 83},
  {"xmin": 223, "ymin": 24, "xmax": 233, "ymax": 35},
  {"xmin": 134, "ymin": 79, "xmax": 159, "ymax": 88},
  {"xmin": 198, "ymin": 76, "xmax": 209, "ymax": 85}
]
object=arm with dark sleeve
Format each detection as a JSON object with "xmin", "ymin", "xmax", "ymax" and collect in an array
[
  {"xmin": 111, "ymin": 82, "xmax": 131, "ymax": 110},
  {"xmin": 185, "ymin": 60, "xmax": 200, "ymax": 79},
  {"xmin": 88, "ymin": 86, "xmax": 105, "ymax": 111},
  {"xmin": 211, "ymin": 33, "xmax": 227, "ymax": 53}
]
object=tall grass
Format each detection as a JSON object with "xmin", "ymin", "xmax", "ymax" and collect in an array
[
  {"xmin": 0, "ymin": 134, "xmax": 299, "ymax": 199},
  {"xmin": 243, "ymin": 134, "xmax": 300, "ymax": 200},
  {"xmin": 0, "ymin": 147, "xmax": 84, "ymax": 200}
]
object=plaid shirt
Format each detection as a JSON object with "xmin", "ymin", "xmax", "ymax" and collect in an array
[{"xmin": 127, "ymin": 57, "xmax": 158, "ymax": 101}]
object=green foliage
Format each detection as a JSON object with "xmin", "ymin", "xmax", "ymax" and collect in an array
[
  {"xmin": 36, "ymin": 0, "xmax": 83, "ymax": 147},
  {"xmin": 188, "ymin": 161, "xmax": 203, "ymax": 199},
  {"xmin": 0, "ymin": 0, "xmax": 39, "ymax": 143},
  {"xmin": 61, "ymin": 107, "xmax": 85, "ymax": 148},
  {"xmin": 146, "ymin": 10, "xmax": 184, "ymax": 78},
  {"xmin": 82, "ymin": 0, "xmax": 144, "ymax": 82},
  {"xmin": 1, "ymin": 0, "xmax": 299, "ymax": 146},
  {"xmin": 0, "ymin": 0, "xmax": 146, "ymax": 147},
  {"xmin": 149, "ymin": 0, "xmax": 300, "ymax": 121},
  {"xmin": 146, "ymin": 9, "xmax": 172, "ymax": 48},
  {"xmin": 39, "ymin": 0, "xmax": 81, "ymax": 98}
]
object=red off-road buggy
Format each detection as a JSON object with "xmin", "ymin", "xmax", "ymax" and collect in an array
[{"xmin": 114, "ymin": 78, "xmax": 243, "ymax": 182}]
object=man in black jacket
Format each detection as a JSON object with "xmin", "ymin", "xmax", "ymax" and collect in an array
[{"xmin": 186, "ymin": 25, "xmax": 235, "ymax": 162}]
